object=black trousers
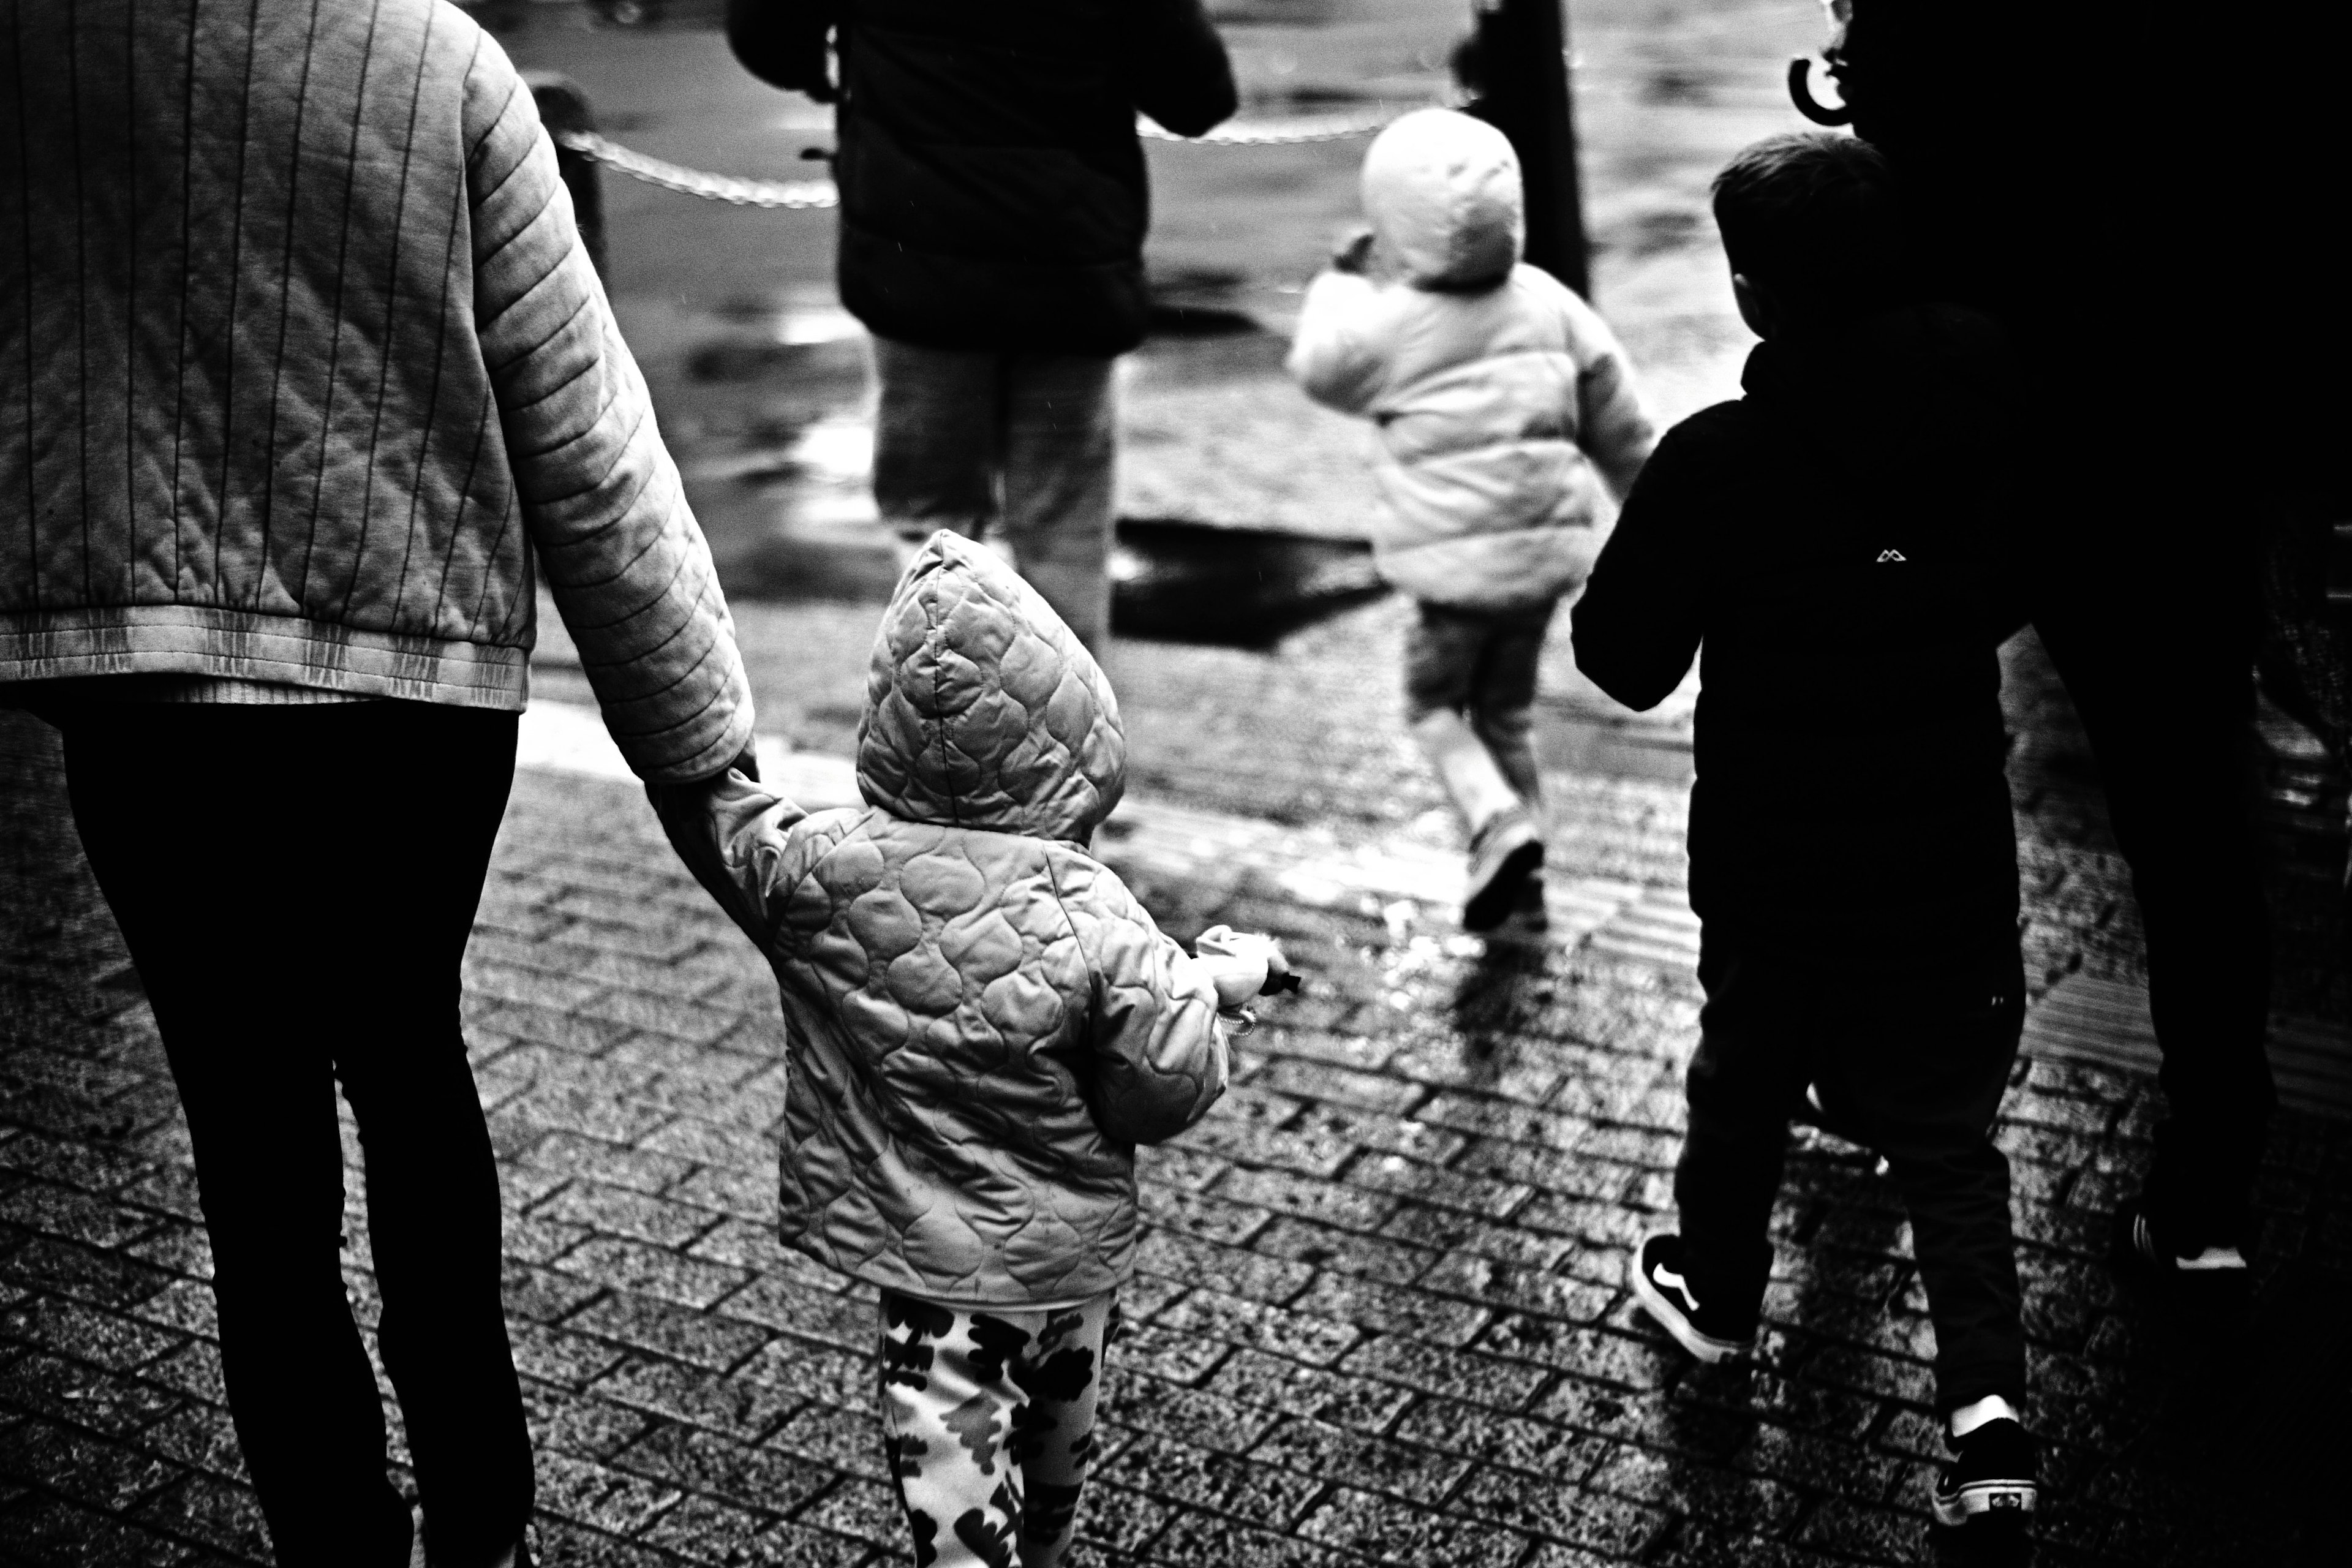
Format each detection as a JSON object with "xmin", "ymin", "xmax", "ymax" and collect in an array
[
  {"xmin": 1676, "ymin": 938, "xmax": 2027, "ymax": 1411},
  {"xmin": 57, "ymin": 699, "xmax": 530, "ymax": 1568},
  {"xmin": 2033, "ymin": 584, "xmax": 2275, "ymax": 1253}
]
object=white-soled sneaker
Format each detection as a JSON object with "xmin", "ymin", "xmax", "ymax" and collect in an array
[
  {"xmin": 1932, "ymin": 1417, "xmax": 2038, "ymax": 1527},
  {"xmin": 1629, "ymin": 1233, "xmax": 1754, "ymax": 1363},
  {"xmin": 2115, "ymin": 1199, "xmax": 2248, "ymax": 1275}
]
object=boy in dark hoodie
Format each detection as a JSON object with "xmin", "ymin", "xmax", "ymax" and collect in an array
[{"xmin": 1572, "ymin": 134, "xmax": 2036, "ymax": 1532}]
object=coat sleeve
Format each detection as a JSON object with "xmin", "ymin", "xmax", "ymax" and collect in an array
[
  {"xmin": 725, "ymin": 0, "xmax": 838, "ymax": 99},
  {"xmin": 463, "ymin": 47, "xmax": 756, "ymax": 784},
  {"xmin": 1570, "ymin": 418, "xmax": 1709, "ymax": 712},
  {"xmin": 1117, "ymin": 0, "xmax": 1239, "ymax": 137},
  {"xmin": 1559, "ymin": 289, "xmax": 1660, "ymax": 503},
  {"xmin": 1060, "ymin": 864, "xmax": 1230, "ymax": 1145},
  {"xmin": 1286, "ymin": 271, "xmax": 1387, "ymax": 415}
]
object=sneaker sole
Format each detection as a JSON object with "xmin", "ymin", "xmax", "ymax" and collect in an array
[
  {"xmin": 1463, "ymin": 839, "xmax": 1544, "ymax": 932},
  {"xmin": 1629, "ymin": 1259, "xmax": 1750, "ymax": 1365},
  {"xmin": 1932, "ymin": 1479, "xmax": 2037, "ymax": 1526}
]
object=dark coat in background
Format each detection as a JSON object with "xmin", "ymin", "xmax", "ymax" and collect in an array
[{"xmin": 728, "ymin": 0, "xmax": 1237, "ymax": 355}]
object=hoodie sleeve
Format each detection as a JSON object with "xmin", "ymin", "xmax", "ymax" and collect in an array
[
  {"xmin": 1058, "ymin": 860, "xmax": 1230, "ymax": 1145},
  {"xmin": 1287, "ymin": 270, "xmax": 1389, "ymax": 415},
  {"xmin": 1570, "ymin": 415, "xmax": 1713, "ymax": 712},
  {"xmin": 1559, "ymin": 289, "xmax": 1660, "ymax": 503},
  {"xmin": 1116, "ymin": 0, "xmax": 1238, "ymax": 137}
]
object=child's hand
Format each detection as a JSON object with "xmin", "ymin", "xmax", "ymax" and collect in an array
[
  {"xmin": 1194, "ymin": 925, "xmax": 1293, "ymax": 1009},
  {"xmin": 1331, "ymin": 227, "xmax": 1378, "ymax": 276}
]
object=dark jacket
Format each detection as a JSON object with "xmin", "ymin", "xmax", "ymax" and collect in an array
[
  {"xmin": 728, "ymin": 0, "xmax": 1236, "ymax": 355},
  {"xmin": 1571, "ymin": 306, "xmax": 2024, "ymax": 971}
]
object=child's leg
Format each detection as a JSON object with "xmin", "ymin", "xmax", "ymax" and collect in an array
[
  {"xmin": 878, "ymin": 1291, "xmax": 1028, "ymax": 1568},
  {"xmin": 1005, "ymin": 1294, "xmax": 1116, "ymax": 1568},
  {"xmin": 1468, "ymin": 602, "xmax": 1556, "ymax": 805},
  {"xmin": 1826, "ymin": 954, "xmax": 2029, "ymax": 1414},
  {"xmin": 1405, "ymin": 605, "xmax": 1523, "ymax": 831},
  {"xmin": 1674, "ymin": 949, "xmax": 1815, "ymax": 1327}
]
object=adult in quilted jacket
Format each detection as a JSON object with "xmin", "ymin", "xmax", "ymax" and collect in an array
[
  {"xmin": 657, "ymin": 532, "xmax": 1281, "ymax": 1567},
  {"xmin": 0, "ymin": 4, "xmax": 753, "ymax": 1564},
  {"xmin": 1287, "ymin": 108, "xmax": 1658, "ymax": 934}
]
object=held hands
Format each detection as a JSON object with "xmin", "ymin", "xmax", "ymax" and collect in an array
[{"xmin": 1193, "ymin": 924, "xmax": 1297, "ymax": 1011}]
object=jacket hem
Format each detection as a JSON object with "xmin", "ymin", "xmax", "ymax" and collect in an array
[{"xmin": 0, "ymin": 605, "xmax": 530, "ymax": 711}]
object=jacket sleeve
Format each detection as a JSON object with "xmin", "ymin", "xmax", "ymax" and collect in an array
[
  {"xmin": 1061, "ymin": 864, "xmax": 1230, "ymax": 1145},
  {"xmin": 1286, "ymin": 271, "xmax": 1387, "ymax": 415},
  {"xmin": 725, "ymin": 0, "xmax": 837, "ymax": 99},
  {"xmin": 464, "ymin": 48, "xmax": 756, "ymax": 784},
  {"xmin": 1117, "ymin": 0, "xmax": 1238, "ymax": 137},
  {"xmin": 1570, "ymin": 420, "xmax": 1708, "ymax": 712},
  {"xmin": 1560, "ymin": 289, "xmax": 1660, "ymax": 502}
]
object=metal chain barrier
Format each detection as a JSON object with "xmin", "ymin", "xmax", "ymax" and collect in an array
[{"xmin": 554, "ymin": 108, "xmax": 1402, "ymax": 208}]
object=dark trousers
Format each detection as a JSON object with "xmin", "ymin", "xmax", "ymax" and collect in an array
[
  {"xmin": 1677, "ymin": 939, "xmax": 2028, "ymax": 1411},
  {"xmin": 2033, "ymin": 588, "xmax": 2274, "ymax": 1253},
  {"xmin": 56, "ymin": 699, "xmax": 530, "ymax": 1568}
]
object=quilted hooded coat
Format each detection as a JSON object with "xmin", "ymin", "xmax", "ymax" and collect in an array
[
  {"xmin": 684, "ymin": 533, "xmax": 1229, "ymax": 1303},
  {"xmin": 1288, "ymin": 109, "xmax": 1658, "ymax": 611}
]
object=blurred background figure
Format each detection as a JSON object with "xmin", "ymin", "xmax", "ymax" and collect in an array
[{"xmin": 725, "ymin": 0, "xmax": 1240, "ymax": 650}]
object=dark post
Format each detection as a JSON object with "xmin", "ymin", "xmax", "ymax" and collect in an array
[
  {"xmin": 1471, "ymin": 0, "xmax": 1589, "ymax": 298},
  {"xmin": 524, "ymin": 71, "xmax": 608, "ymax": 278}
]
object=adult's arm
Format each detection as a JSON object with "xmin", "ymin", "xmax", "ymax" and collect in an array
[
  {"xmin": 725, "ymin": 0, "xmax": 839, "ymax": 99},
  {"xmin": 464, "ymin": 47, "xmax": 756, "ymax": 785},
  {"xmin": 1570, "ymin": 420, "xmax": 1711, "ymax": 712},
  {"xmin": 1117, "ymin": 0, "xmax": 1238, "ymax": 137}
]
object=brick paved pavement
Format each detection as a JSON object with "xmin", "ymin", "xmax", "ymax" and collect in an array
[{"xmin": 7, "ymin": 695, "xmax": 2350, "ymax": 1568}]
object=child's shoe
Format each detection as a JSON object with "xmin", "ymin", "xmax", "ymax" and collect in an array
[
  {"xmin": 1464, "ymin": 806, "xmax": 1543, "ymax": 931},
  {"xmin": 1932, "ymin": 1417, "xmax": 2038, "ymax": 1526},
  {"xmin": 2111, "ymin": 1196, "xmax": 2248, "ymax": 1277},
  {"xmin": 1629, "ymin": 1233, "xmax": 1753, "ymax": 1362}
]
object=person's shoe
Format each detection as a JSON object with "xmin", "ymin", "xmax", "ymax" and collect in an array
[
  {"xmin": 2112, "ymin": 1197, "xmax": 2249, "ymax": 1277},
  {"xmin": 1932, "ymin": 1417, "xmax": 2038, "ymax": 1526},
  {"xmin": 1629, "ymin": 1233, "xmax": 1753, "ymax": 1363},
  {"xmin": 1463, "ymin": 807, "xmax": 1544, "ymax": 932}
]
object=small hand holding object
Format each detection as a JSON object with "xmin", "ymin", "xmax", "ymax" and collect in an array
[{"xmin": 1193, "ymin": 925, "xmax": 1298, "ymax": 1026}]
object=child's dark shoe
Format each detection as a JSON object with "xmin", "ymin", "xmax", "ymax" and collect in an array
[
  {"xmin": 1932, "ymin": 1417, "xmax": 2038, "ymax": 1527},
  {"xmin": 2111, "ymin": 1196, "xmax": 2248, "ymax": 1279},
  {"xmin": 1464, "ymin": 807, "xmax": 1543, "ymax": 932},
  {"xmin": 1629, "ymin": 1233, "xmax": 1752, "ymax": 1363}
]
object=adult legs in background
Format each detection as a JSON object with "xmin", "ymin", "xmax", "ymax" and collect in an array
[
  {"xmin": 58, "ymin": 701, "xmax": 531, "ymax": 1568},
  {"xmin": 872, "ymin": 339, "xmax": 1120, "ymax": 652},
  {"xmin": 999, "ymin": 355, "xmax": 1118, "ymax": 652},
  {"xmin": 878, "ymin": 1290, "xmax": 1115, "ymax": 1568},
  {"xmin": 2034, "ymin": 581, "xmax": 2274, "ymax": 1257}
]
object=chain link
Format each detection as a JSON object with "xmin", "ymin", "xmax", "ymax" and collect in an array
[{"xmin": 555, "ymin": 108, "xmax": 1401, "ymax": 207}]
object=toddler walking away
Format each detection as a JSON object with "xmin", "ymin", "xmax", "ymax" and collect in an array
[
  {"xmin": 1572, "ymin": 134, "xmax": 2037, "ymax": 1532},
  {"xmin": 655, "ymin": 532, "xmax": 1288, "ymax": 1568},
  {"xmin": 1289, "ymin": 108, "xmax": 1657, "ymax": 933}
]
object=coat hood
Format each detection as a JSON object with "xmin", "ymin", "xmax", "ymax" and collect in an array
[
  {"xmin": 856, "ymin": 531, "xmax": 1126, "ymax": 841},
  {"xmin": 1361, "ymin": 108, "xmax": 1524, "ymax": 290}
]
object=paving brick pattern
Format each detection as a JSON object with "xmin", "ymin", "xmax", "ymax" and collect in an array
[{"xmin": 7, "ymin": 705, "xmax": 2350, "ymax": 1567}]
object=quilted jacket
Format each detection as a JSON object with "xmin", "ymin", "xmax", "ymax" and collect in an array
[
  {"xmin": 0, "ymin": 0, "xmax": 751, "ymax": 780},
  {"xmin": 680, "ymin": 532, "xmax": 1229, "ymax": 1303},
  {"xmin": 1288, "ymin": 109, "xmax": 1657, "ymax": 611}
]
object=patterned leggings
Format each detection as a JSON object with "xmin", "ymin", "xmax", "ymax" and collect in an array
[{"xmin": 878, "ymin": 1289, "xmax": 1117, "ymax": 1568}]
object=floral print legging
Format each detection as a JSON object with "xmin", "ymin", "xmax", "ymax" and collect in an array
[{"xmin": 877, "ymin": 1289, "xmax": 1118, "ymax": 1568}]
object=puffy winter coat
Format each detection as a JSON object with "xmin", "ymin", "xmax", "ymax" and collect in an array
[
  {"xmin": 1288, "ymin": 110, "xmax": 1657, "ymax": 611},
  {"xmin": 726, "ymin": 0, "xmax": 1237, "ymax": 355},
  {"xmin": 683, "ymin": 532, "xmax": 1229, "ymax": 1303}
]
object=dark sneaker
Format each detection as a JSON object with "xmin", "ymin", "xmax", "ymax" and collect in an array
[
  {"xmin": 1629, "ymin": 1233, "xmax": 1753, "ymax": 1363},
  {"xmin": 2112, "ymin": 1197, "xmax": 2248, "ymax": 1277},
  {"xmin": 1464, "ymin": 807, "xmax": 1543, "ymax": 932},
  {"xmin": 1932, "ymin": 1417, "xmax": 2038, "ymax": 1526}
]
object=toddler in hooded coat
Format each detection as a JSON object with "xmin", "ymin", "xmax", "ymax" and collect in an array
[
  {"xmin": 656, "ymin": 532, "xmax": 1284, "ymax": 1568},
  {"xmin": 1290, "ymin": 107, "xmax": 1658, "ymax": 931}
]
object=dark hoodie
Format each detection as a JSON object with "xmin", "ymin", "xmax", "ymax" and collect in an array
[{"xmin": 1572, "ymin": 305, "xmax": 2024, "ymax": 971}]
